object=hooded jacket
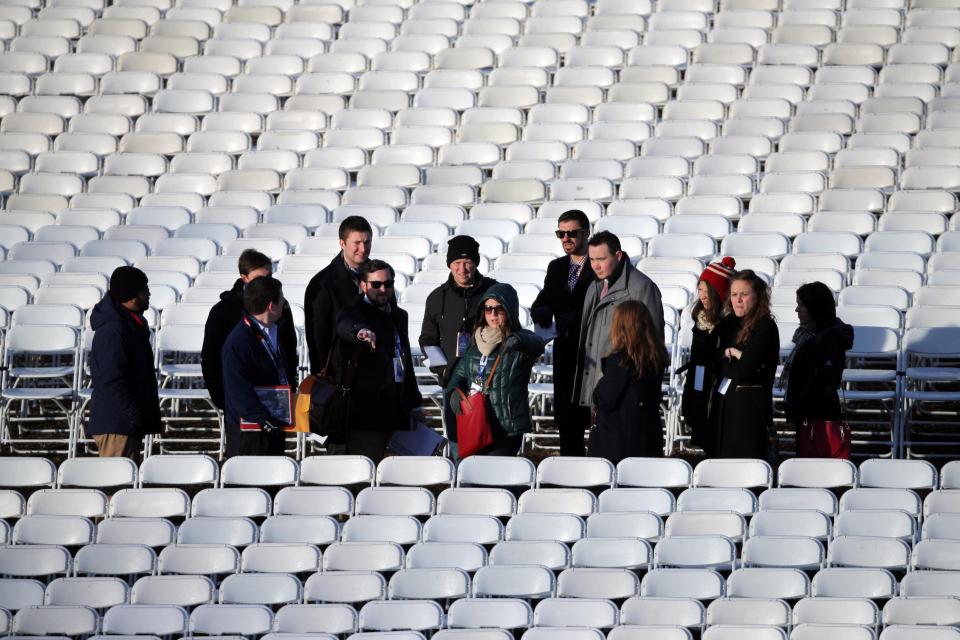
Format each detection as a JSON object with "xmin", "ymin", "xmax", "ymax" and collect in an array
[
  {"xmin": 419, "ymin": 272, "xmax": 497, "ymax": 387},
  {"xmin": 201, "ymin": 278, "xmax": 298, "ymax": 410},
  {"xmin": 574, "ymin": 255, "xmax": 664, "ymax": 407},
  {"xmin": 785, "ymin": 317, "xmax": 855, "ymax": 424},
  {"xmin": 87, "ymin": 295, "xmax": 161, "ymax": 437},
  {"xmin": 446, "ymin": 283, "xmax": 545, "ymax": 440},
  {"xmin": 305, "ymin": 253, "xmax": 363, "ymax": 375}
]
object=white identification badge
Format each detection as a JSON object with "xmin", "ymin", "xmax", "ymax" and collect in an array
[
  {"xmin": 717, "ymin": 378, "xmax": 732, "ymax": 396},
  {"xmin": 694, "ymin": 366, "xmax": 705, "ymax": 392},
  {"xmin": 393, "ymin": 357, "xmax": 404, "ymax": 383},
  {"xmin": 456, "ymin": 332, "xmax": 470, "ymax": 357}
]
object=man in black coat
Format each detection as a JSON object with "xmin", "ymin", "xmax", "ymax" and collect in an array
[
  {"xmin": 201, "ymin": 249, "xmax": 298, "ymax": 411},
  {"xmin": 418, "ymin": 235, "xmax": 496, "ymax": 450},
  {"xmin": 87, "ymin": 266, "xmax": 161, "ymax": 462},
  {"xmin": 304, "ymin": 215, "xmax": 372, "ymax": 375},
  {"xmin": 335, "ymin": 259, "xmax": 422, "ymax": 463},
  {"xmin": 222, "ymin": 277, "xmax": 293, "ymax": 458},
  {"xmin": 530, "ymin": 209, "xmax": 596, "ymax": 456}
]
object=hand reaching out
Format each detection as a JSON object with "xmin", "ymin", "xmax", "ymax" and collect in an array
[{"xmin": 357, "ymin": 328, "xmax": 376, "ymax": 350}]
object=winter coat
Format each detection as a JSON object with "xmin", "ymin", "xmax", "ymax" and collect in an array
[
  {"xmin": 221, "ymin": 315, "xmax": 292, "ymax": 457},
  {"xmin": 87, "ymin": 295, "xmax": 161, "ymax": 437},
  {"xmin": 335, "ymin": 298, "xmax": 422, "ymax": 432},
  {"xmin": 574, "ymin": 256, "xmax": 664, "ymax": 407},
  {"xmin": 710, "ymin": 314, "xmax": 780, "ymax": 459},
  {"xmin": 305, "ymin": 253, "xmax": 363, "ymax": 374},
  {"xmin": 201, "ymin": 278, "xmax": 298, "ymax": 411},
  {"xmin": 419, "ymin": 273, "xmax": 497, "ymax": 387},
  {"xmin": 681, "ymin": 308, "xmax": 723, "ymax": 455},
  {"xmin": 446, "ymin": 284, "xmax": 545, "ymax": 440},
  {"xmin": 588, "ymin": 352, "xmax": 665, "ymax": 463},
  {"xmin": 785, "ymin": 318, "xmax": 855, "ymax": 425},
  {"xmin": 530, "ymin": 255, "xmax": 596, "ymax": 401}
]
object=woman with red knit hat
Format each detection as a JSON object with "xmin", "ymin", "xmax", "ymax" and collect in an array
[{"xmin": 680, "ymin": 256, "xmax": 736, "ymax": 456}]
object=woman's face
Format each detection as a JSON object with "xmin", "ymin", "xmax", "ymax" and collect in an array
[
  {"xmin": 729, "ymin": 279, "xmax": 756, "ymax": 318},
  {"xmin": 796, "ymin": 296, "xmax": 811, "ymax": 325},
  {"xmin": 698, "ymin": 281, "xmax": 712, "ymax": 310},
  {"xmin": 483, "ymin": 299, "xmax": 506, "ymax": 329}
]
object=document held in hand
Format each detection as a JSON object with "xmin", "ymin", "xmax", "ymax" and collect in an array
[{"xmin": 239, "ymin": 385, "xmax": 295, "ymax": 431}]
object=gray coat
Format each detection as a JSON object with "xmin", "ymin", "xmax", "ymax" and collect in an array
[{"xmin": 573, "ymin": 257, "xmax": 664, "ymax": 407}]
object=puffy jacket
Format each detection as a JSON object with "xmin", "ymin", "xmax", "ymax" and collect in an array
[
  {"xmin": 785, "ymin": 318, "xmax": 855, "ymax": 424},
  {"xmin": 87, "ymin": 295, "xmax": 161, "ymax": 437},
  {"xmin": 446, "ymin": 283, "xmax": 545, "ymax": 439}
]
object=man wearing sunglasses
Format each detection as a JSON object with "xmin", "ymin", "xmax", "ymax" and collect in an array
[
  {"xmin": 530, "ymin": 209, "xmax": 596, "ymax": 456},
  {"xmin": 335, "ymin": 259, "xmax": 423, "ymax": 462}
]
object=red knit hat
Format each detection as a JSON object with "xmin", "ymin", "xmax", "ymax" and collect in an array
[{"xmin": 699, "ymin": 257, "xmax": 737, "ymax": 302}]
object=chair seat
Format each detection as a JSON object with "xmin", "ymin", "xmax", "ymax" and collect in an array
[
  {"xmin": 906, "ymin": 367, "xmax": 960, "ymax": 382},
  {"xmin": 9, "ymin": 366, "xmax": 75, "ymax": 378},
  {"xmin": 844, "ymin": 369, "xmax": 897, "ymax": 383},
  {"xmin": 158, "ymin": 388, "xmax": 211, "ymax": 400},
  {"xmin": 160, "ymin": 364, "xmax": 203, "ymax": 377},
  {"xmin": 905, "ymin": 390, "xmax": 960, "ymax": 402},
  {"xmin": 2, "ymin": 388, "xmax": 74, "ymax": 400}
]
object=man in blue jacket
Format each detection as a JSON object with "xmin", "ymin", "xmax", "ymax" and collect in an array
[
  {"xmin": 88, "ymin": 266, "xmax": 160, "ymax": 461},
  {"xmin": 222, "ymin": 276, "xmax": 292, "ymax": 458}
]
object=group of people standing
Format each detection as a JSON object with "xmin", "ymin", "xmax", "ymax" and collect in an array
[{"xmin": 84, "ymin": 207, "xmax": 854, "ymax": 464}]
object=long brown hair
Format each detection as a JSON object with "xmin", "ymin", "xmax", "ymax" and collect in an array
[
  {"xmin": 692, "ymin": 280, "xmax": 723, "ymax": 326},
  {"xmin": 727, "ymin": 270, "xmax": 772, "ymax": 346},
  {"xmin": 609, "ymin": 300, "xmax": 668, "ymax": 377}
]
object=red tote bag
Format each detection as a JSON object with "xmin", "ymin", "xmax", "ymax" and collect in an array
[
  {"xmin": 455, "ymin": 355, "xmax": 501, "ymax": 458},
  {"xmin": 798, "ymin": 418, "xmax": 851, "ymax": 459}
]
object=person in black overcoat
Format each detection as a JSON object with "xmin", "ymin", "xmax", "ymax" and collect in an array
[
  {"xmin": 588, "ymin": 300, "xmax": 669, "ymax": 464},
  {"xmin": 304, "ymin": 216, "xmax": 372, "ymax": 375},
  {"xmin": 680, "ymin": 257, "xmax": 736, "ymax": 456},
  {"xmin": 334, "ymin": 259, "xmax": 423, "ymax": 463},
  {"xmin": 530, "ymin": 209, "xmax": 596, "ymax": 456},
  {"xmin": 710, "ymin": 270, "xmax": 780, "ymax": 461},
  {"xmin": 201, "ymin": 249, "xmax": 298, "ymax": 411}
]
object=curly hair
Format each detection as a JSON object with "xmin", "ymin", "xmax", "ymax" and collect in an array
[{"xmin": 727, "ymin": 270, "xmax": 772, "ymax": 346}]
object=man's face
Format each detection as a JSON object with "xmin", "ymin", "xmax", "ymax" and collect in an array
[
  {"xmin": 556, "ymin": 220, "xmax": 587, "ymax": 256},
  {"xmin": 450, "ymin": 258, "xmax": 476, "ymax": 288},
  {"xmin": 589, "ymin": 243, "xmax": 621, "ymax": 281},
  {"xmin": 361, "ymin": 268, "xmax": 394, "ymax": 307},
  {"xmin": 131, "ymin": 287, "xmax": 150, "ymax": 313},
  {"xmin": 341, "ymin": 231, "xmax": 372, "ymax": 269},
  {"xmin": 267, "ymin": 295, "xmax": 285, "ymax": 324},
  {"xmin": 240, "ymin": 265, "xmax": 271, "ymax": 284}
]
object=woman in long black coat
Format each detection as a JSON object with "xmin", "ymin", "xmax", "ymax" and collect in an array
[
  {"xmin": 681, "ymin": 257, "xmax": 736, "ymax": 456},
  {"xmin": 784, "ymin": 281, "xmax": 854, "ymax": 446},
  {"xmin": 588, "ymin": 300, "xmax": 669, "ymax": 463},
  {"xmin": 711, "ymin": 270, "xmax": 780, "ymax": 460}
]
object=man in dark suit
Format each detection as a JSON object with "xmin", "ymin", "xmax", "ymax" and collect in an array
[
  {"xmin": 304, "ymin": 215, "xmax": 373, "ymax": 375},
  {"xmin": 530, "ymin": 209, "xmax": 596, "ymax": 456}
]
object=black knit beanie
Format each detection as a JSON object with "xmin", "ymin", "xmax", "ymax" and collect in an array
[
  {"xmin": 446, "ymin": 235, "xmax": 481, "ymax": 267},
  {"xmin": 109, "ymin": 266, "xmax": 148, "ymax": 303}
]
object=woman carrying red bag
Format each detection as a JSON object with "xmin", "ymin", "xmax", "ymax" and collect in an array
[
  {"xmin": 783, "ymin": 280, "xmax": 855, "ymax": 458},
  {"xmin": 447, "ymin": 283, "xmax": 545, "ymax": 457}
]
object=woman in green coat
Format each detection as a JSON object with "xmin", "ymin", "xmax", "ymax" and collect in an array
[{"xmin": 447, "ymin": 283, "xmax": 545, "ymax": 456}]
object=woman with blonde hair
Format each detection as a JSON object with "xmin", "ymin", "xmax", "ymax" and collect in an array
[{"xmin": 588, "ymin": 300, "xmax": 669, "ymax": 463}]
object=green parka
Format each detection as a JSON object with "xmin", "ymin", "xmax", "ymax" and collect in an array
[{"xmin": 446, "ymin": 283, "xmax": 545, "ymax": 439}]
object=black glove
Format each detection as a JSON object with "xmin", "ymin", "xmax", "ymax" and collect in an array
[
  {"xmin": 503, "ymin": 335, "xmax": 520, "ymax": 352},
  {"xmin": 530, "ymin": 306, "xmax": 552, "ymax": 328},
  {"xmin": 449, "ymin": 391, "xmax": 464, "ymax": 416},
  {"xmin": 260, "ymin": 418, "xmax": 285, "ymax": 433}
]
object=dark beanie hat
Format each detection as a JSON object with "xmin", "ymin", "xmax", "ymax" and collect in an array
[
  {"xmin": 446, "ymin": 235, "xmax": 480, "ymax": 266},
  {"xmin": 109, "ymin": 266, "xmax": 149, "ymax": 302}
]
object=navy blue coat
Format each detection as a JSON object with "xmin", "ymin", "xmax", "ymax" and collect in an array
[
  {"xmin": 222, "ymin": 315, "xmax": 291, "ymax": 429},
  {"xmin": 87, "ymin": 295, "xmax": 161, "ymax": 437}
]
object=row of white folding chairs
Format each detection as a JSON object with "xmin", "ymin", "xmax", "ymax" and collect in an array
[
  {"xmin": 3, "ymin": 454, "xmax": 956, "ymax": 492},
  {"xmin": 6, "ymin": 598, "xmax": 958, "ymax": 640}
]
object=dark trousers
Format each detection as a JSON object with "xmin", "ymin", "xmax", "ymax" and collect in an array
[
  {"xmin": 554, "ymin": 341, "xmax": 589, "ymax": 456},
  {"xmin": 226, "ymin": 424, "xmax": 285, "ymax": 458},
  {"xmin": 347, "ymin": 429, "xmax": 392, "ymax": 464}
]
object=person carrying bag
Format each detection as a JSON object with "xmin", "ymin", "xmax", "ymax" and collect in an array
[{"xmin": 452, "ymin": 354, "xmax": 501, "ymax": 457}]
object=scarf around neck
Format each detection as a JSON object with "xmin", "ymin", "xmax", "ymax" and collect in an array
[{"xmin": 475, "ymin": 325, "xmax": 504, "ymax": 356}]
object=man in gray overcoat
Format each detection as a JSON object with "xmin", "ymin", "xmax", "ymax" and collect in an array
[{"xmin": 573, "ymin": 231, "xmax": 665, "ymax": 408}]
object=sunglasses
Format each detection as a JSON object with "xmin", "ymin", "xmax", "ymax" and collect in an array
[
  {"xmin": 484, "ymin": 305, "xmax": 506, "ymax": 315},
  {"xmin": 366, "ymin": 280, "xmax": 395, "ymax": 289},
  {"xmin": 555, "ymin": 229, "xmax": 584, "ymax": 239}
]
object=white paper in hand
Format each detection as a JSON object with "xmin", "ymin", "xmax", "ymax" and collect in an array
[
  {"xmin": 534, "ymin": 321, "xmax": 557, "ymax": 343},
  {"xmin": 424, "ymin": 346, "xmax": 448, "ymax": 367}
]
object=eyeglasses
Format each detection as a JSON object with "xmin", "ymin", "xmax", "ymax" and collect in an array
[
  {"xmin": 555, "ymin": 229, "xmax": 584, "ymax": 239},
  {"xmin": 366, "ymin": 280, "xmax": 395, "ymax": 289},
  {"xmin": 484, "ymin": 305, "xmax": 506, "ymax": 315}
]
